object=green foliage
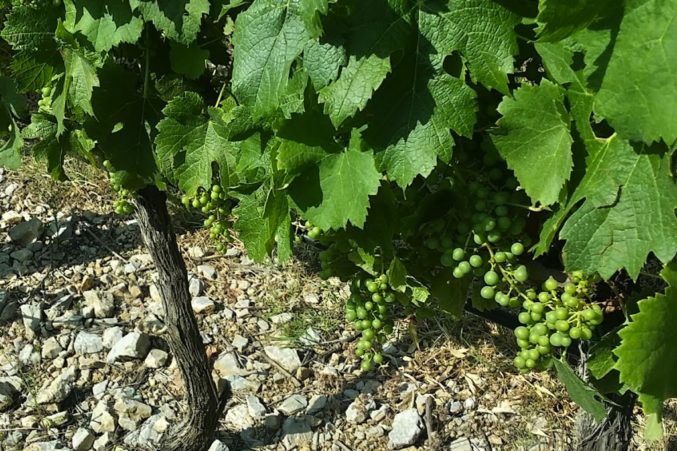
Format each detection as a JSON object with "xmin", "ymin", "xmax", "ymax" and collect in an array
[
  {"xmin": 1, "ymin": 0, "xmax": 676, "ymax": 438},
  {"xmin": 615, "ymin": 266, "xmax": 677, "ymax": 436}
]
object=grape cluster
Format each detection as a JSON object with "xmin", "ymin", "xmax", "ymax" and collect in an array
[
  {"xmin": 103, "ymin": 160, "xmax": 135, "ymax": 215},
  {"xmin": 181, "ymin": 184, "xmax": 231, "ymax": 253},
  {"xmin": 512, "ymin": 272, "xmax": 603, "ymax": 370},
  {"xmin": 37, "ymin": 86, "xmax": 52, "ymax": 113},
  {"xmin": 345, "ymin": 274, "xmax": 396, "ymax": 371}
]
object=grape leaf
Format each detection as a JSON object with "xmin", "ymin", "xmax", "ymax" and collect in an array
[
  {"xmin": 303, "ymin": 39, "xmax": 346, "ymax": 90},
  {"xmin": 428, "ymin": 0, "xmax": 520, "ymax": 94},
  {"xmin": 553, "ymin": 359, "xmax": 608, "ymax": 422},
  {"xmin": 231, "ymin": 0, "xmax": 309, "ymax": 117},
  {"xmin": 276, "ymin": 111, "xmax": 340, "ymax": 178},
  {"xmin": 0, "ymin": 2, "xmax": 62, "ymax": 92},
  {"xmin": 290, "ymin": 142, "xmax": 381, "ymax": 230},
  {"xmin": 62, "ymin": 48, "xmax": 100, "ymax": 116},
  {"xmin": 64, "ymin": 0, "xmax": 144, "ymax": 52},
  {"xmin": 594, "ymin": 0, "xmax": 677, "ymax": 145},
  {"xmin": 559, "ymin": 139, "xmax": 677, "ymax": 280},
  {"xmin": 233, "ymin": 183, "xmax": 291, "ymax": 262},
  {"xmin": 155, "ymin": 92, "xmax": 238, "ymax": 196},
  {"xmin": 299, "ymin": 0, "xmax": 328, "ymax": 38},
  {"xmin": 491, "ymin": 80, "xmax": 573, "ymax": 206},
  {"xmin": 317, "ymin": 0, "xmax": 411, "ymax": 127},
  {"xmin": 169, "ymin": 42, "xmax": 209, "ymax": 79},
  {"xmin": 535, "ymin": 0, "xmax": 613, "ymax": 42},
  {"xmin": 83, "ymin": 64, "xmax": 158, "ymax": 182},
  {"xmin": 130, "ymin": 0, "xmax": 209, "ymax": 44},
  {"xmin": 0, "ymin": 77, "xmax": 25, "ymax": 170},
  {"xmin": 615, "ymin": 267, "xmax": 677, "ymax": 434},
  {"xmin": 319, "ymin": 55, "xmax": 391, "ymax": 128}
]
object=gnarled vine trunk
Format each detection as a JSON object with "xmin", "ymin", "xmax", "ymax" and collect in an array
[{"xmin": 135, "ymin": 186, "xmax": 229, "ymax": 451}]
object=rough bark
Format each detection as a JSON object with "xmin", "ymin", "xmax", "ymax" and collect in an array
[{"xmin": 135, "ymin": 186, "xmax": 229, "ymax": 451}]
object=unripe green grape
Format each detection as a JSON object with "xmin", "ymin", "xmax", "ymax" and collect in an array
[
  {"xmin": 373, "ymin": 352, "xmax": 383, "ymax": 365},
  {"xmin": 560, "ymin": 335, "xmax": 572, "ymax": 347},
  {"xmin": 510, "ymin": 242, "xmax": 525, "ymax": 256},
  {"xmin": 537, "ymin": 335, "xmax": 550, "ymax": 347},
  {"xmin": 346, "ymin": 310, "xmax": 357, "ymax": 322},
  {"xmin": 526, "ymin": 289, "xmax": 537, "ymax": 300},
  {"xmin": 308, "ymin": 226, "xmax": 321, "ymax": 239},
  {"xmin": 580, "ymin": 325, "xmax": 593, "ymax": 340},
  {"xmin": 458, "ymin": 261, "xmax": 471, "ymax": 274},
  {"xmin": 364, "ymin": 301, "xmax": 374, "ymax": 311},
  {"xmin": 355, "ymin": 348, "xmax": 365, "ymax": 357},
  {"xmin": 452, "ymin": 267, "xmax": 465, "ymax": 278},
  {"xmin": 550, "ymin": 333, "xmax": 563, "ymax": 347},
  {"xmin": 514, "ymin": 356, "xmax": 526, "ymax": 369},
  {"xmin": 441, "ymin": 252, "xmax": 454, "ymax": 267},
  {"xmin": 487, "ymin": 231, "xmax": 501, "ymax": 243},
  {"xmin": 494, "ymin": 251, "xmax": 507, "ymax": 263},
  {"xmin": 480, "ymin": 286, "xmax": 495, "ymax": 299},
  {"xmin": 497, "ymin": 217, "xmax": 512, "ymax": 230},
  {"xmin": 363, "ymin": 329, "xmax": 375, "ymax": 340},
  {"xmin": 372, "ymin": 318, "xmax": 383, "ymax": 330},
  {"xmin": 532, "ymin": 323, "xmax": 547, "ymax": 336},
  {"xmin": 495, "ymin": 293, "xmax": 509, "ymax": 306},
  {"xmin": 483, "ymin": 218, "xmax": 496, "ymax": 232},
  {"xmin": 468, "ymin": 255, "xmax": 481, "ymax": 268},
  {"xmin": 517, "ymin": 338, "xmax": 530, "ymax": 349},
  {"xmin": 514, "ymin": 265, "xmax": 528, "ymax": 282},
  {"xmin": 473, "ymin": 233, "xmax": 486, "ymax": 245},
  {"xmin": 555, "ymin": 307, "xmax": 569, "ymax": 320},
  {"xmin": 518, "ymin": 312, "xmax": 531, "ymax": 324},
  {"xmin": 569, "ymin": 327, "xmax": 581, "ymax": 339},
  {"xmin": 522, "ymin": 299, "xmax": 533, "ymax": 310},
  {"xmin": 530, "ymin": 311, "xmax": 542, "ymax": 322},
  {"xmin": 360, "ymin": 320, "xmax": 372, "ymax": 330},
  {"xmin": 484, "ymin": 270, "xmax": 499, "ymax": 286},
  {"xmin": 531, "ymin": 302, "xmax": 544, "ymax": 314},
  {"xmin": 379, "ymin": 282, "xmax": 388, "ymax": 291},
  {"xmin": 441, "ymin": 236, "xmax": 454, "ymax": 249},
  {"xmin": 366, "ymin": 281, "xmax": 378, "ymax": 293},
  {"xmin": 385, "ymin": 293, "xmax": 396, "ymax": 303},
  {"xmin": 215, "ymin": 242, "xmax": 225, "ymax": 253},
  {"xmin": 555, "ymin": 319, "xmax": 570, "ymax": 332},
  {"xmin": 544, "ymin": 277, "xmax": 558, "ymax": 291},
  {"xmin": 564, "ymin": 282, "xmax": 577, "ymax": 295},
  {"xmin": 452, "ymin": 248, "xmax": 465, "ymax": 261},
  {"xmin": 210, "ymin": 191, "xmax": 220, "ymax": 201},
  {"xmin": 525, "ymin": 358, "xmax": 536, "ymax": 369},
  {"xmin": 537, "ymin": 344, "xmax": 551, "ymax": 355},
  {"xmin": 378, "ymin": 305, "xmax": 387, "ymax": 316},
  {"xmin": 356, "ymin": 308, "xmax": 367, "ymax": 320},
  {"xmin": 371, "ymin": 293, "xmax": 382, "ymax": 303},
  {"xmin": 515, "ymin": 326, "xmax": 530, "ymax": 340},
  {"xmin": 192, "ymin": 199, "xmax": 200, "ymax": 209}
]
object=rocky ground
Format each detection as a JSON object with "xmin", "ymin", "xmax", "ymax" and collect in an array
[{"xmin": 0, "ymin": 162, "xmax": 673, "ymax": 451}]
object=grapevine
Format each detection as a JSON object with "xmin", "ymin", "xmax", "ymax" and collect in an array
[{"xmin": 0, "ymin": 0, "xmax": 675, "ymax": 445}]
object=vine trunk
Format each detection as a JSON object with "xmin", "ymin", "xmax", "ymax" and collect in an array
[{"xmin": 135, "ymin": 186, "xmax": 229, "ymax": 451}]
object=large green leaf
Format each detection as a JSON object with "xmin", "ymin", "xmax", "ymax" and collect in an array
[
  {"xmin": 558, "ymin": 139, "xmax": 677, "ymax": 280},
  {"xmin": 535, "ymin": 0, "xmax": 614, "ymax": 42},
  {"xmin": 155, "ymin": 92, "xmax": 238, "ymax": 196},
  {"xmin": 317, "ymin": 0, "xmax": 411, "ymax": 127},
  {"xmin": 427, "ymin": 0, "xmax": 520, "ymax": 94},
  {"xmin": 231, "ymin": 0, "xmax": 309, "ymax": 117},
  {"xmin": 64, "ymin": 0, "xmax": 144, "ymax": 52},
  {"xmin": 233, "ymin": 183, "xmax": 291, "ymax": 262},
  {"xmin": 491, "ymin": 80, "xmax": 573, "ymax": 206},
  {"xmin": 615, "ymin": 266, "xmax": 677, "ymax": 437},
  {"xmin": 130, "ymin": 0, "xmax": 209, "ymax": 44},
  {"xmin": 303, "ymin": 39, "xmax": 346, "ymax": 90},
  {"xmin": 594, "ymin": 0, "xmax": 677, "ymax": 145},
  {"xmin": 290, "ymin": 139, "xmax": 381, "ymax": 230},
  {"xmin": 0, "ymin": 2, "xmax": 62, "ymax": 92}
]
